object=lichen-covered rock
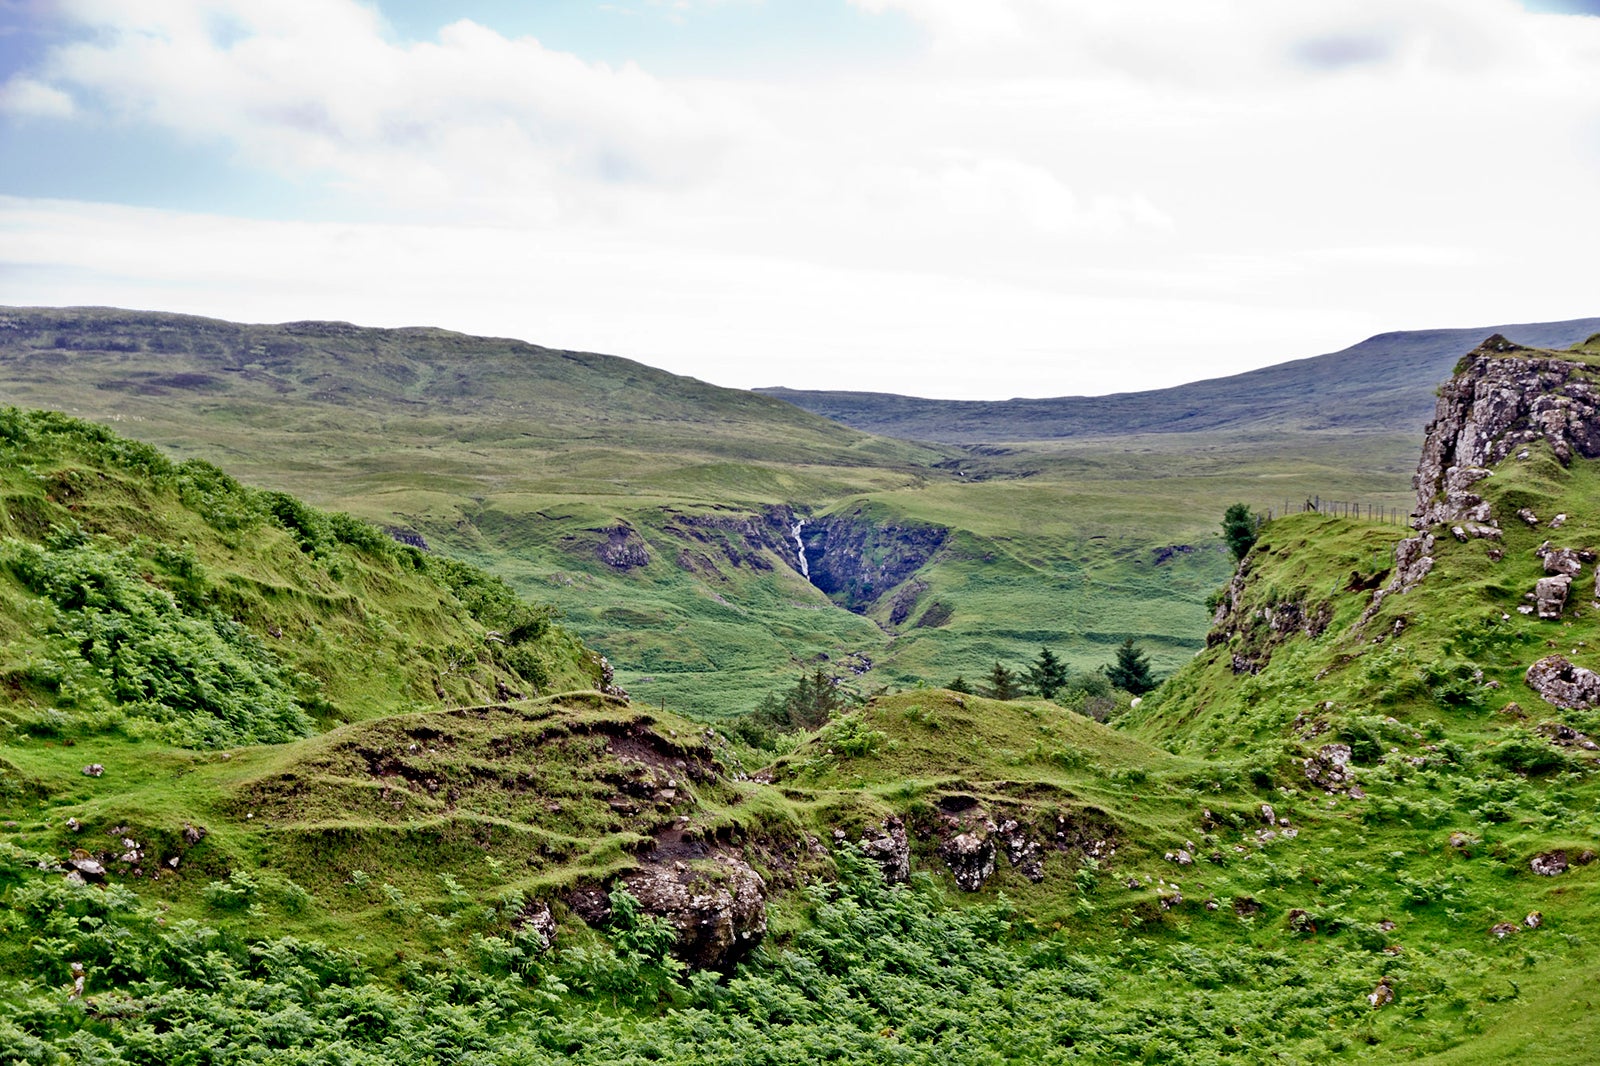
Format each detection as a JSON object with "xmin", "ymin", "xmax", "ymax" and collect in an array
[
  {"xmin": 68, "ymin": 858, "xmax": 105, "ymax": 878},
  {"xmin": 1304, "ymin": 743, "xmax": 1356, "ymax": 792},
  {"xmin": 939, "ymin": 832, "xmax": 996, "ymax": 892},
  {"xmin": 991, "ymin": 819, "xmax": 1046, "ymax": 882},
  {"xmin": 1415, "ymin": 342, "xmax": 1600, "ymax": 529},
  {"xmin": 1536, "ymin": 721, "xmax": 1600, "ymax": 751},
  {"xmin": 623, "ymin": 854, "xmax": 768, "ymax": 970},
  {"xmin": 1540, "ymin": 543, "xmax": 1585, "ymax": 576},
  {"xmin": 1535, "ymin": 575, "xmax": 1572, "ymax": 619},
  {"xmin": 858, "ymin": 817, "xmax": 911, "ymax": 884},
  {"xmin": 1530, "ymin": 850, "xmax": 1570, "ymax": 877},
  {"xmin": 1525, "ymin": 655, "xmax": 1600, "ymax": 709}
]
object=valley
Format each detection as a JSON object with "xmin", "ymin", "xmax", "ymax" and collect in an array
[
  {"xmin": 1, "ymin": 314, "xmax": 1599, "ymax": 1062},
  {"xmin": 3, "ymin": 308, "xmax": 1574, "ymax": 716}
]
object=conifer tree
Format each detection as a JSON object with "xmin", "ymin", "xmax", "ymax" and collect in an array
[
  {"xmin": 1026, "ymin": 645, "xmax": 1070, "ymax": 698},
  {"xmin": 1106, "ymin": 638, "xmax": 1156, "ymax": 695},
  {"xmin": 947, "ymin": 675, "xmax": 973, "ymax": 695},
  {"xmin": 986, "ymin": 661, "xmax": 1022, "ymax": 700}
]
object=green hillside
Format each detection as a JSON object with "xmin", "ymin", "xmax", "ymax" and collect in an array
[{"xmin": 0, "ymin": 306, "xmax": 1444, "ymax": 718}]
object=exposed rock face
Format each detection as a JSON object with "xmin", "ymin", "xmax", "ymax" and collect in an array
[
  {"xmin": 992, "ymin": 819, "xmax": 1046, "ymax": 882},
  {"xmin": 1361, "ymin": 534, "xmax": 1435, "ymax": 622},
  {"xmin": 1207, "ymin": 562, "xmax": 1334, "ymax": 670},
  {"xmin": 886, "ymin": 580, "xmax": 929, "ymax": 628},
  {"xmin": 624, "ymin": 854, "xmax": 768, "ymax": 970},
  {"xmin": 857, "ymin": 817, "xmax": 911, "ymax": 884},
  {"xmin": 939, "ymin": 832, "xmax": 997, "ymax": 891},
  {"xmin": 661, "ymin": 506, "xmax": 801, "ymax": 579},
  {"xmin": 596, "ymin": 524, "xmax": 651, "ymax": 570},
  {"xmin": 1374, "ymin": 340, "xmax": 1600, "ymax": 623},
  {"xmin": 802, "ymin": 510, "xmax": 948, "ymax": 613},
  {"xmin": 385, "ymin": 527, "xmax": 430, "ymax": 551},
  {"xmin": 1525, "ymin": 655, "xmax": 1600, "ymax": 709},
  {"xmin": 1414, "ymin": 336, "xmax": 1600, "ymax": 515},
  {"xmin": 1414, "ymin": 339, "xmax": 1600, "ymax": 529}
]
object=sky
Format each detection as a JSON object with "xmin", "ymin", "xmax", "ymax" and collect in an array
[{"xmin": 2, "ymin": 1, "xmax": 1599, "ymax": 399}]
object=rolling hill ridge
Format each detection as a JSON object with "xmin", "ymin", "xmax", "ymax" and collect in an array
[{"xmin": 759, "ymin": 317, "xmax": 1600, "ymax": 443}]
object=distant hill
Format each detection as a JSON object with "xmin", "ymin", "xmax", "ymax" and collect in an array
[{"xmin": 758, "ymin": 318, "xmax": 1600, "ymax": 443}]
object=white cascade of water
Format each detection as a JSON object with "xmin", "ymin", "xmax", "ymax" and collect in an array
[{"xmin": 791, "ymin": 518, "xmax": 810, "ymax": 579}]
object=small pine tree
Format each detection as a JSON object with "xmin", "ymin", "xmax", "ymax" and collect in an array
[
  {"xmin": 1026, "ymin": 645, "xmax": 1070, "ymax": 699},
  {"xmin": 1222, "ymin": 502, "xmax": 1259, "ymax": 563},
  {"xmin": 986, "ymin": 661, "xmax": 1022, "ymax": 701},
  {"xmin": 1105, "ymin": 638, "xmax": 1156, "ymax": 695},
  {"xmin": 947, "ymin": 675, "xmax": 973, "ymax": 695}
]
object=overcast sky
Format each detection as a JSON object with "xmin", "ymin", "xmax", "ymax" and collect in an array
[{"xmin": 2, "ymin": 0, "xmax": 1599, "ymax": 399}]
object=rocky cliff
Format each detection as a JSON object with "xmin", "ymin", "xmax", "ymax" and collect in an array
[
  {"xmin": 1413, "ymin": 334, "xmax": 1600, "ymax": 530},
  {"xmin": 1357, "ymin": 334, "xmax": 1600, "ymax": 622},
  {"xmin": 800, "ymin": 508, "xmax": 948, "ymax": 614}
]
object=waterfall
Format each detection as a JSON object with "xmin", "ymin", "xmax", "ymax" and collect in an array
[{"xmin": 791, "ymin": 518, "xmax": 810, "ymax": 579}]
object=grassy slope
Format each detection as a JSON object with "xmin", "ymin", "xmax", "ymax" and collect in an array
[
  {"xmin": 1121, "ymin": 335, "xmax": 1600, "ymax": 1056},
  {"xmin": 0, "ymin": 306, "xmax": 1443, "ymax": 719},
  {"xmin": 0, "ymin": 407, "xmax": 599, "ymax": 738}
]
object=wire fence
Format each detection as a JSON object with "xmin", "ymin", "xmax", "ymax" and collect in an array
[{"xmin": 1257, "ymin": 497, "xmax": 1413, "ymax": 525}]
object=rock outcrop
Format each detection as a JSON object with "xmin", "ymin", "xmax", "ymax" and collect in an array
[
  {"xmin": 1414, "ymin": 338, "xmax": 1600, "ymax": 531},
  {"xmin": 1303, "ymin": 743, "xmax": 1356, "ymax": 792},
  {"xmin": 1525, "ymin": 655, "xmax": 1600, "ymax": 709},
  {"xmin": 1365, "ymin": 338, "xmax": 1600, "ymax": 621},
  {"xmin": 939, "ymin": 832, "xmax": 997, "ymax": 892},
  {"xmin": 623, "ymin": 854, "xmax": 768, "ymax": 970},
  {"xmin": 595, "ymin": 524, "xmax": 651, "ymax": 570},
  {"xmin": 1535, "ymin": 575, "xmax": 1572, "ymax": 619},
  {"xmin": 857, "ymin": 817, "xmax": 911, "ymax": 884},
  {"xmin": 661, "ymin": 506, "xmax": 803, "ymax": 579},
  {"xmin": 801, "ymin": 510, "xmax": 948, "ymax": 613}
]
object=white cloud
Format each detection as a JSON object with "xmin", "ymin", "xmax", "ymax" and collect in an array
[
  {"xmin": 0, "ymin": 76, "xmax": 75, "ymax": 118},
  {"xmin": 2, "ymin": 0, "xmax": 1599, "ymax": 397}
]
